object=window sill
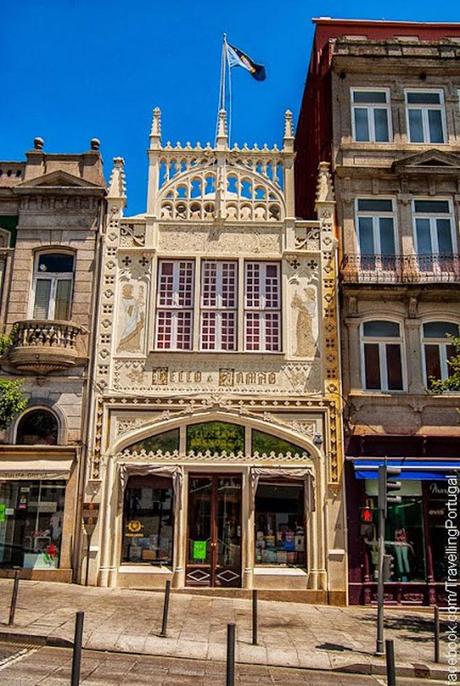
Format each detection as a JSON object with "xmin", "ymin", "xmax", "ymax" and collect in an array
[
  {"xmin": 254, "ymin": 566, "xmax": 307, "ymax": 576},
  {"xmin": 149, "ymin": 350, "xmax": 285, "ymax": 356},
  {"xmin": 118, "ymin": 564, "xmax": 172, "ymax": 574}
]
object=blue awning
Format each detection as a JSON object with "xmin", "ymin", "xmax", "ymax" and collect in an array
[{"xmin": 349, "ymin": 458, "xmax": 460, "ymax": 480}]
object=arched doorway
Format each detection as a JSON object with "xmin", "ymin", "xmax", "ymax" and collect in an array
[{"xmin": 119, "ymin": 420, "xmax": 314, "ymax": 589}]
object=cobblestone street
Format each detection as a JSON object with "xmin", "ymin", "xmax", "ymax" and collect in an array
[{"xmin": 0, "ymin": 643, "xmax": 440, "ymax": 685}]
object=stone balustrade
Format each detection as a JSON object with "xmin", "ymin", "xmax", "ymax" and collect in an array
[{"xmin": 7, "ymin": 320, "xmax": 85, "ymax": 374}]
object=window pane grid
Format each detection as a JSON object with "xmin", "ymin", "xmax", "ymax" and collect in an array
[
  {"xmin": 156, "ymin": 260, "xmax": 194, "ymax": 350},
  {"xmin": 406, "ymin": 90, "xmax": 445, "ymax": 143},
  {"xmin": 244, "ymin": 262, "xmax": 281, "ymax": 352},
  {"xmin": 352, "ymin": 90, "xmax": 390, "ymax": 143},
  {"xmin": 362, "ymin": 321, "xmax": 404, "ymax": 391},
  {"xmin": 200, "ymin": 261, "xmax": 237, "ymax": 351}
]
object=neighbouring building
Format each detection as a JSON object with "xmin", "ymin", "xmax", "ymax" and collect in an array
[
  {"xmin": 0, "ymin": 138, "xmax": 106, "ymax": 581},
  {"xmin": 83, "ymin": 108, "xmax": 347, "ymax": 602},
  {"xmin": 295, "ymin": 18, "xmax": 460, "ymax": 605}
]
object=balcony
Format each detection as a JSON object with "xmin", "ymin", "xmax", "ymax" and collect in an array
[
  {"xmin": 7, "ymin": 320, "xmax": 85, "ymax": 374},
  {"xmin": 341, "ymin": 254, "xmax": 460, "ymax": 285}
]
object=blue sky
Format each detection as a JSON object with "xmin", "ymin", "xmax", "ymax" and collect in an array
[{"xmin": 1, "ymin": 1, "xmax": 458, "ymax": 213}]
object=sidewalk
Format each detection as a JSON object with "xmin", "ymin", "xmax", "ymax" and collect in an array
[{"xmin": 0, "ymin": 580, "xmax": 448, "ymax": 681}]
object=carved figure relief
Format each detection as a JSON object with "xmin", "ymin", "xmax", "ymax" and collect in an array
[
  {"xmin": 291, "ymin": 286, "xmax": 317, "ymax": 358},
  {"xmin": 117, "ymin": 282, "xmax": 146, "ymax": 353}
]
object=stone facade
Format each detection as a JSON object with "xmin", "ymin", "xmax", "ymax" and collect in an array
[
  {"xmin": 0, "ymin": 138, "xmax": 106, "ymax": 581},
  {"xmin": 295, "ymin": 19, "xmax": 460, "ymax": 605},
  {"xmin": 83, "ymin": 110, "xmax": 347, "ymax": 603}
]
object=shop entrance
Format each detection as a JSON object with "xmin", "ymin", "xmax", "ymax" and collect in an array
[{"xmin": 186, "ymin": 474, "xmax": 242, "ymax": 587}]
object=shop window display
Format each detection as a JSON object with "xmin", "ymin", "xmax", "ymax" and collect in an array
[
  {"xmin": 255, "ymin": 481, "xmax": 305, "ymax": 567},
  {"xmin": 252, "ymin": 430, "xmax": 304, "ymax": 455},
  {"xmin": 364, "ymin": 481, "xmax": 426, "ymax": 582},
  {"xmin": 122, "ymin": 475, "xmax": 174, "ymax": 565},
  {"xmin": 0, "ymin": 481, "xmax": 65, "ymax": 569}
]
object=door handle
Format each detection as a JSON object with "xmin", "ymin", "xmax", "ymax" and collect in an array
[{"xmin": 211, "ymin": 542, "xmax": 216, "ymax": 548}]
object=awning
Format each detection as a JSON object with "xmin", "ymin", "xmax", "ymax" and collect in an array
[
  {"xmin": 349, "ymin": 457, "xmax": 460, "ymax": 480},
  {"xmin": 249, "ymin": 466, "xmax": 316, "ymax": 512},
  {"xmin": 0, "ymin": 456, "xmax": 74, "ymax": 481},
  {"xmin": 119, "ymin": 463, "xmax": 184, "ymax": 510}
]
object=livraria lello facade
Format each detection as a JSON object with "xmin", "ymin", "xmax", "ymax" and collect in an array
[
  {"xmin": 0, "ymin": 138, "xmax": 106, "ymax": 580},
  {"xmin": 82, "ymin": 108, "xmax": 347, "ymax": 602}
]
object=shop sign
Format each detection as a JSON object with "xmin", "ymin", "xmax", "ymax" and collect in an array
[
  {"xmin": 0, "ymin": 503, "xmax": 5, "ymax": 522},
  {"xmin": 125, "ymin": 520, "xmax": 144, "ymax": 538},
  {"xmin": 193, "ymin": 540, "xmax": 207, "ymax": 560}
]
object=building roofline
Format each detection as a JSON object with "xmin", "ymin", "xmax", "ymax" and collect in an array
[{"xmin": 312, "ymin": 17, "xmax": 460, "ymax": 29}]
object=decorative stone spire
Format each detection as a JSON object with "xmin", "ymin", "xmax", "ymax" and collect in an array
[
  {"xmin": 216, "ymin": 109, "xmax": 228, "ymax": 149},
  {"xmin": 315, "ymin": 161, "xmax": 335, "ymax": 205},
  {"xmin": 149, "ymin": 107, "xmax": 162, "ymax": 149},
  {"xmin": 107, "ymin": 157, "xmax": 126, "ymax": 204},
  {"xmin": 284, "ymin": 110, "xmax": 294, "ymax": 138}
]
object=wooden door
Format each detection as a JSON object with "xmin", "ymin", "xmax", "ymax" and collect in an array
[{"xmin": 186, "ymin": 474, "xmax": 242, "ymax": 587}]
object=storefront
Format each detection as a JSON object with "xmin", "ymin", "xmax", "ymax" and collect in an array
[
  {"xmin": 346, "ymin": 436, "xmax": 459, "ymax": 605},
  {"xmin": 0, "ymin": 447, "xmax": 77, "ymax": 580},
  {"xmin": 92, "ymin": 414, "xmax": 334, "ymax": 601}
]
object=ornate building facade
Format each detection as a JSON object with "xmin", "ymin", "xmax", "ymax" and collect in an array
[
  {"xmin": 0, "ymin": 138, "xmax": 106, "ymax": 580},
  {"xmin": 295, "ymin": 19, "xmax": 460, "ymax": 605},
  {"xmin": 83, "ymin": 109, "xmax": 347, "ymax": 603}
]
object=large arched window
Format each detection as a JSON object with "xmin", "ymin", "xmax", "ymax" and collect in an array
[
  {"xmin": 361, "ymin": 320, "xmax": 404, "ymax": 391},
  {"xmin": 16, "ymin": 409, "xmax": 59, "ymax": 445},
  {"xmin": 422, "ymin": 321, "xmax": 459, "ymax": 387},
  {"xmin": 32, "ymin": 252, "xmax": 74, "ymax": 320}
]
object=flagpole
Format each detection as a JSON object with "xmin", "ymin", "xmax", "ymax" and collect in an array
[{"xmin": 215, "ymin": 34, "xmax": 227, "ymax": 145}]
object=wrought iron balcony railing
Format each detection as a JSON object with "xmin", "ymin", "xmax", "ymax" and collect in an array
[
  {"xmin": 341, "ymin": 254, "xmax": 460, "ymax": 285},
  {"xmin": 7, "ymin": 320, "xmax": 85, "ymax": 374}
]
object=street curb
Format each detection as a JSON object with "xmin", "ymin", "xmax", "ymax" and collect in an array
[{"xmin": 0, "ymin": 627, "xmax": 448, "ymax": 681}]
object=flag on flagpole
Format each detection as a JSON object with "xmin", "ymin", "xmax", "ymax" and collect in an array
[{"xmin": 225, "ymin": 41, "xmax": 266, "ymax": 81}]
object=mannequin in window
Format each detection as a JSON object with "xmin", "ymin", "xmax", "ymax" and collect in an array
[{"xmin": 393, "ymin": 521, "xmax": 412, "ymax": 582}]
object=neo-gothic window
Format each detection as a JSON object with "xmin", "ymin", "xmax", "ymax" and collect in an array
[
  {"xmin": 405, "ymin": 90, "xmax": 446, "ymax": 144},
  {"xmin": 422, "ymin": 321, "xmax": 459, "ymax": 388},
  {"xmin": 361, "ymin": 320, "xmax": 404, "ymax": 392},
  {"xmin": 200, "ymin": 261, "xmax": 237, "ymax": 351},
  {"xmin": 351, "ymin": 89, "xmax": 391, "ymax": 143},
  {"xmin": 32, "ymin": 252, "xmax": 74, "ymax": 320},
  {"xmin": 155, "ymin": 260, "xmax": 194, "ymax": 350},
  {"xmin": 356, "ymin": 199, "xmax": 396, "ymax": 269},
  {"xmin": 244, "ymin": 262, "xmax": 281, "ymax": 352},
  {"xmin": 412, "ymin": 200, "xmax": 455, "ymax": 267}
]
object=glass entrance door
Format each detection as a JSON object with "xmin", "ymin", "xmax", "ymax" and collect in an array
[{"xmin": 186, "ymin": 474, "xmax": 242, "ymax": 587}]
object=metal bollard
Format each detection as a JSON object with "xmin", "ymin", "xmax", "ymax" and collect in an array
[
  {"xmin": 8, "ymin": 570, "xmax": 20, "ymax": 626},
  {"xmin": 160, "ymin": 580, "xmax": 171, "ymax": 638},
  {"xmin": 434, "ymin": 605, "xmax": 440, "ymax": 663},
  {"xmin": 252, "ymin": 589, "xmax": 258, "ymax": 645},
  {"xmin": 385, "ymin": 639, "xmax": 396, "ymax": 686},
  {"xmin": 71, "ymin": 611, "xmax": 84, "ymax": 686},
  {"xmin": 226, "ymin": 623, "xmax": 236, "ymax": 686}
]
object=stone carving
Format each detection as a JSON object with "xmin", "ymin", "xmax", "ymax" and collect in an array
[
  {"xmin": 120, "ymin": 222, "xmax": 146, "ymax": 247},
  {"xmin": 158, "ymin": 225, "xmax": 281, "ymax": 255},
  {"xmin": 113, "ymin": 358, "xmax": 319, "ymax": 395},
  {"xmin": 291, "ymin": 286, "xmax": 317, "ymax": 358},
  {"xmin": 262, "ymin": 412, "xmax": 316, "ymax": 437},
  {"xmin": 118, "ymin": 448, "xmax": 311, "ymax": 465},
  {"xmin": 117, "ymin": 281, "xmax": 146, "ymax": 353}
]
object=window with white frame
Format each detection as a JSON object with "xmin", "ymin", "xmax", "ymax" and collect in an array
[
  {"xmin": 405, "ymin": 90, "xmax": 446, "ymax": 143},
  {"xmin": 412, "ymin": 200, "xmax": 455, "ymax": 262},
  {"xmin": 356, "ymin": 199, "xmax": 396, "ymax": 269},
  {"xmin": 32, "ymin": 252, "xmax": 74, "ymax": 320},
  {"xmin": 422, "ymin": 321, "xmax": 459, "ymax": 387},
  {"xmin": 351, "ymin": 89, "xmax": 391, "ymax": 143},
  {"xmin": 361, "ymin": 320, "xmax": 404, "ymax": 391},
  {"xmin": 155, "ymin": 260, "xmax": 194, "ymax": 350},
  {"xmin": 244, "ymin": 262, "xmax": 281, "ymax": 352},
  {"xmin": 200, "ymin": 260, "xmax": 237, "ymax": 351}
]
